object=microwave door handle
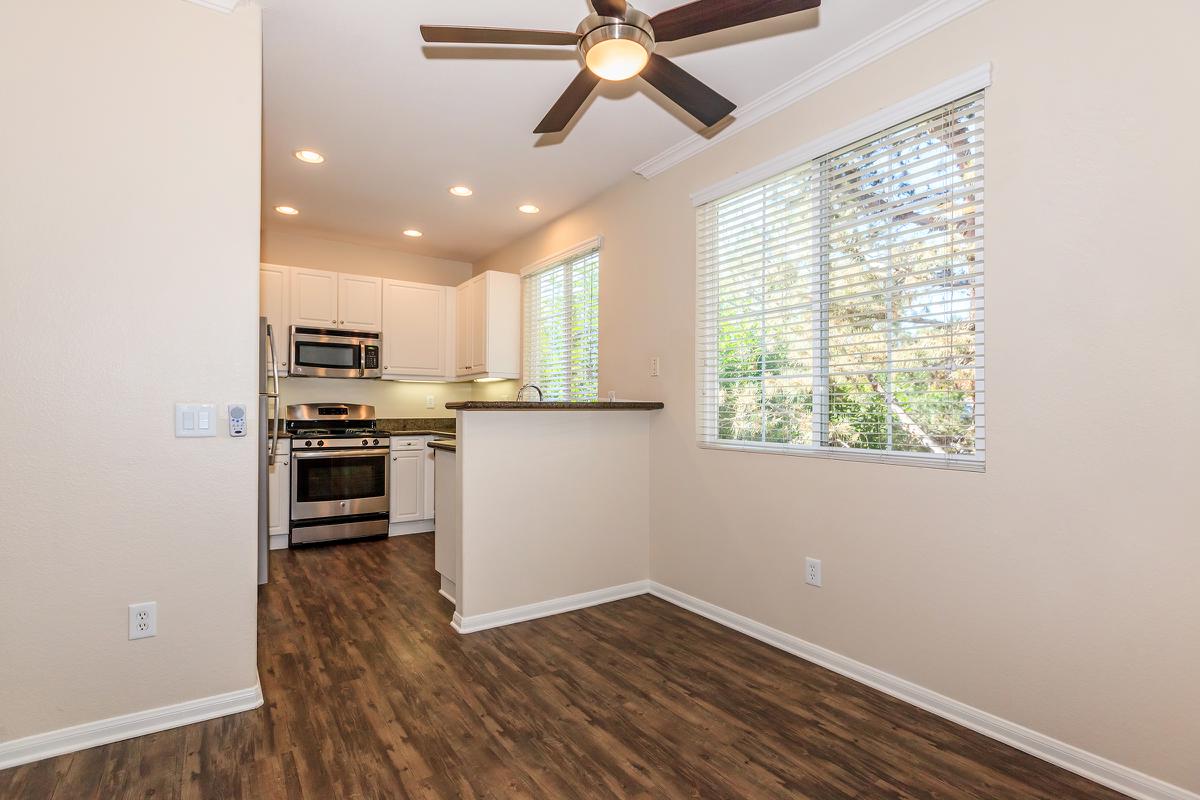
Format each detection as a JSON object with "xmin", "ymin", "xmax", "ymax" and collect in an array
[{"xmin": 361, "ymin": 342, "xmax": 369, "ymax": 378}]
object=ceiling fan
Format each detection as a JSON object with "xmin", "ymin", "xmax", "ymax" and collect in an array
[{"xmin": 420, "ymin": 0, "xmax": 821, "ymax": 135}]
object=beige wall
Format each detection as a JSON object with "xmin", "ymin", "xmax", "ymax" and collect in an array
[
  {"xmin": 262, "ymin": 227, "xmax": 472, "ymax": 286},
  {"xmin": 457, "ymin": 411, "xmax": 651, "ymax": 620},
  {"xmin": 477, "ymin": 0, "xmax": 1200, "ymax": 791},
  {"xmin": 0, "ymin": 0, "xmax": 262, "ymax": 745}
]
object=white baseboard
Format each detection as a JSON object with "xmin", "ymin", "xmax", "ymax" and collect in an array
[
  {"xmin": 0, "ymin": 683, "xmax": 263, "ymax": 771},
  {"xmin": 388, "ymin": 519, "xmax": 435, "ymax": 537},
  {"xmin": 452, "ymin": 580, "xmax": 650, "ymax": 635},
  {"xmin": 268, "ymin": 533, "xmax": 289, "ymax": 550},
  {"xmin": 438, "ymin": 575, "xmax": 456, "ymax": 606},
  {"xmin": 647, "ymin": 582, "xmax": 1197, "ymax": 800}
]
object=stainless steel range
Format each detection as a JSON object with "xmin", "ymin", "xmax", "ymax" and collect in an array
[{"xmin": 286, "ymin": 403, "xmax": 391, "ymax": 545}]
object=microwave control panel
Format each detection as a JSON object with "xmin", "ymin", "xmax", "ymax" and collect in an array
[{"xmin": 364, "ymin": 346, "xmax": 380, "ymax": 370}]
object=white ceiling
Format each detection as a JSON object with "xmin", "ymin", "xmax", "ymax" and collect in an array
[{"xmin": 260, "ymin": 0, "xmax": 924, "ymax": 262}]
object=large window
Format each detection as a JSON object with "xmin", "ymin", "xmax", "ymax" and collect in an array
[
  {"xmin": 696, "ymin": 91, "xmax": 985, "ymax": 469},
  {"xmin": 522, "ymin": 241, "xmax": 600, "ymax": 401}
]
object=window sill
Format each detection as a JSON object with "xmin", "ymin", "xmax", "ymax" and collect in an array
[{"xmin": 697, "ymin": 440, "xmax": 985, "ymax": 473}]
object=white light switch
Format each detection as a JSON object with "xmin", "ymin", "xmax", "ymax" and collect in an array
[{"xmin": 176, "ymin": 403, "xmax": 216, "ymax": 437}]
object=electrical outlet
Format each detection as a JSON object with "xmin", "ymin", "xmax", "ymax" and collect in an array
[
  {"xmin": 649, "ymin": 357, "xmax": 660, "ymax": 377},
  {"xmin": 128, "ymin": 601, "xmax": 157, "ymax": 640},
  {"xmin": 425, "ymin": 394, "xmax": 435, "ymax": 409},
  {"xmin": 805, "ymin": 557, "xmax": 822, "ymax": 588}
]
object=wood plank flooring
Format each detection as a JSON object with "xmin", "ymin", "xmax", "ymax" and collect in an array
[{"xmin": 0, "ymin": 534, "xmax": 1131, "ymax": 799}]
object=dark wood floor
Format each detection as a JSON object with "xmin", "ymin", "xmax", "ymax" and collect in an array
[{"xmin": 1, "ymin": 534, "xmax": 1129, "ymax": 799}]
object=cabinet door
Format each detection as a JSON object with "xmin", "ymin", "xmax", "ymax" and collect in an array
[
  {"xmin": 382, "ymin": 281, "xmax": 445, "ymax": 377},
  {"xmin": 259, "ymin": 265, "xmax": 290, "ymax": 372},
  {"xmin": 389, "ymin": 450, "xmax": 423, "ymax": 522},
  {"xmin": 455, "ymin": 282, "xmax": 473, "ymax": 377},
  {"xmin": 468, "ymin": 277, "xmax": 486, "ymax": 371},
  {"xmin": 338, "ymin": 273, "xmax": 382, "ymax": 331},
  {"xmin": 267, "ymin": 450, "xmax": 290, "ymax": 539},
  {"xmin": 481, "ymin": 271, "xmax": 521, "ymax": 377},
  {"xmin": 290, "ymin": 267, "xmax": 339, "ymax": 328}
]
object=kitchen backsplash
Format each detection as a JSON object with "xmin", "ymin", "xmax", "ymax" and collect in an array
[{"xmin": 278, "ymin": 377, "xmax": 517, "ymax": 418}]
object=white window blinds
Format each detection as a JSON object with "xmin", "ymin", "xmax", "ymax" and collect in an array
[
  {"xmin": 522, "ymin": 244, "xmax": 600, "ymax": 401},
  {"xmin": 696, "ymin": 91, "xmax": 985, "ymax": 470}
]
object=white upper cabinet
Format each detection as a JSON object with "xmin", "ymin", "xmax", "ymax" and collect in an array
[
  {"xmin": 456, "ymin": 271, "xmax": 519, "ymax": 379},
  {"xmin": 290, "ymin": 267, "xmax": 339, "ymax": 328},
  {"xmin": 382, "ymin": 280, "xmax": 448, "ymax": 379},
  {"xmin": 338, "ymin": 273, "xmax": 383, "ymax": 332},
  {"xmin": 259, "ymin": 263, "xmax": 290, "ymax": 371}
]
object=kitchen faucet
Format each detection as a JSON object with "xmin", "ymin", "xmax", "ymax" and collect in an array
[{"xmin": 516, "ymin": 384, "xmax": 543, "ymax": 402}]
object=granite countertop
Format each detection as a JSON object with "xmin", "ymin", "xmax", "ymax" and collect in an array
[
  {"xmin": 428, "ymin": 439, "xmax": 457, "ymax": 452},
  {"xmin": 444, "ymin": 401, "xmax": 664, "ymax": 411}
]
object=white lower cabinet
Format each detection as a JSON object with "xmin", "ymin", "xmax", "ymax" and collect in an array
[
  {"xmin": 268, "ymin": 439, "xmax": 291, "ymax": 549},
  {"xmin": 389, "ymin": 439, "xmax": 425, "ymax": 523}
]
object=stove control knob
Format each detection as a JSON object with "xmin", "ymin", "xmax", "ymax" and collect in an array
[
  {"xmin": 372, "ymin": 438, "xmax": 379, "ymax": 446},
  {"xmin": 305, "ymin": 440, "xmax": 313, "ymax": 448},
  {"xmin": 317, "ymin": 440, "xmax": 324, "ymax": 447},
  {"xmin": 362, "ymin": 439, "xmax": 368, "ymax": 446}
]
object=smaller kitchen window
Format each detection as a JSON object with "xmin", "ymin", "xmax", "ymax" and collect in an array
[{"xmin": 521, "ymin": 239, "xmax": 601, "ymax": 401}]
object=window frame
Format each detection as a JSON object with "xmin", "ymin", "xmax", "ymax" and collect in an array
[
  {"xmin": 694, "ymin": 68, "xmax": 990, "ymax": 472},
  {"xmin": 520, "ymin": 237, "xmax": 602, "ymax": 402}
]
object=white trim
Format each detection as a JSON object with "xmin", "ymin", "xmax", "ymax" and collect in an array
[
  {"xmin": 646, "ymin": 583, "xmax": 1199, "ymax": 800},
  {"xmin": 268, "ymin": 533, "xmax": 289, "ymax": 550},
  {"xmin": 691, "ymin": 63, "xmax": 992, "ymax": 206},
  {"xmin": 0, "ymin": 683, "xmax": 263, "ymax": 771},
  {"xmin": 451, "ymin": 580, "xmax": 650, "ymax": 634},
  {"xmin": 519, "ymin": 236, "xmax": 604, "ymax": 277},
  {"xmin": 388, "ymin": 519, "xmax": 435, "ymax": 537},
  {"xmin": 634, "ymin": 0, "xmax": 993, "ymax": 180},
  {"xmin": 181, "ymin": 0, "xmax": 243, "ymax": 12},
  {"xmin": 697, "ymin": 440, "xmax": 986, "ymax": 473}
]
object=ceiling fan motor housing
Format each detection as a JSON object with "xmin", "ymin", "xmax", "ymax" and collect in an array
[{"xmin": 577, "ymin": 7, "xmax": 656, "ymax": 67}]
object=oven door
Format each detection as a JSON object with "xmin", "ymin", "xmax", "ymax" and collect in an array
[
  {"xmin": 290, "ymin": 333, "xmax": 364, "ymax": 378},
  {"xmin": 290, "ymin": 448, "xmax": 390, "ymax": 521}
]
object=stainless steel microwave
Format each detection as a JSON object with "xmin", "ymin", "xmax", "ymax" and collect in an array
[{"xmin": 289, "ymin": 326, "xmax": 382, "ymax": 379}]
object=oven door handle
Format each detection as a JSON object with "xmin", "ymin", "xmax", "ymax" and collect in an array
[{"xmin": 292, "ymin": 448, "xmax": 391, "ymax": 459}]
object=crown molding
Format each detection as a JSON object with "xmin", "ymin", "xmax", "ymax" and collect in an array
[
  {"xmin": 633, "ymin": 0, "xmax": 993, "ymax": 180},
  {"xmin": 182, "ymin": 0, "xmax": 244, "ymax": 13}
]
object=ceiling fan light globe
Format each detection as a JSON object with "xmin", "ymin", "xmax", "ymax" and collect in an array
[
  {"xmin": 579, "ymin": 22, "xmax": 654, "ymax": 81},
  {"xmin": 586, "ymin": 37, "xmax": 649, "ymax": 81}
]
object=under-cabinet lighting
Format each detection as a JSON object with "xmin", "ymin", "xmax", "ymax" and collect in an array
[{"xmin": 474, "ymin": 378, "xmax": 505, "ymax": 383}]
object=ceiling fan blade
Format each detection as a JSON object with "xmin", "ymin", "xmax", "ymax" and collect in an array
[
  {"xmin": 639, "ymin": 54, "xmax": 735, "ymax": 128},
  {"xmin": 650, "ymin": 0, "xmax": 821, "ymax": 42},
  {"xmin": 534, "ymin": 70, "xmax": 602, "ymax": 134},
  {"xmin": 420, "ymin": 26, "xmax": 581, "ymax": 46},
  {"xmin": 591, "ymin": 0, "xmax": 628, "ymax": 18}
]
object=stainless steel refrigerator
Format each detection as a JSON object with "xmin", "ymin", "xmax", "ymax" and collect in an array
[{"xmin": 257, "ymin": 317, "xmax": 282, "ymax": 585}]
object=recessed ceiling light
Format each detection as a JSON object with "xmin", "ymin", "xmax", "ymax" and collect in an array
[
  {"xmin": 275, "ymin": 205, "xmax": 300, "ymax": 216},
  {"xmin": 294, "ymin": 149, "xmax": 325, "ymax": 164},
  {"xmin": 449, "ymin": 185, "xmax": 473, "ymax": 197},
  {"xmin": 518, "ymin": 204, "xmax": 540, "ymax": 214},
  {"xmin": 403, "ymin": 229, "xmax": 423, "ymax": 238}
]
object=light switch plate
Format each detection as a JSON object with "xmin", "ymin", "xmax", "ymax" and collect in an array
[{"xmin": 175, "ymin": 403, "xmax": 216, "ymax": 437}]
